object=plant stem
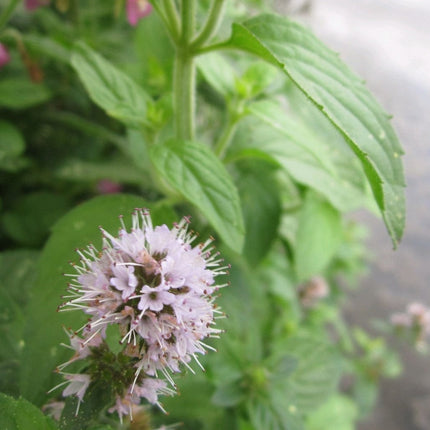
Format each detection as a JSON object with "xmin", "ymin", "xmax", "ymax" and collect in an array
[
  {"xmin": 191, "ymin": 0, "xmax": 226, "ymax": 49},
  {"xmin": 173, "ymin": 0, "xmax": 196, "ymax": 141},
  {"xmin": 0, "ymin": 0, "xmax": 20, "ymax": 32},
  {"xmin": 174, "ymin": 51, "xmax": 195, "ymax": 140},
  {"xmin": 214, "ymin": 113, "xmax": 240, "ymax": 159},
  {"xmin": 161, "ymin": 0, "xmax": 180, "ymax": 41}
]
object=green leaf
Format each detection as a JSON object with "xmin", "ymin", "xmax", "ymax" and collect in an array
[
  {"xmin": 2, "ymin": 192, "xmax": 71, "ymax": 247},
  {"xmin": 222, "ymin": 14, "xmax": 405, "ymax": 246},
  {"xmin": 55, "ymin": 157, "xmax": 147, "ymax": 185},
  {"xmin": 235, "ymin": 62, "xmax": 279, "ymax": 99},
  {"xmin": 71, "ymin": 42, "xmax": 151, "ymax": 125},
  {"xmin": 0, "ymin": 251, "xmax": 39, "ymax": 396},
  {"xmin": 24, "ymin": 34, "xmax": 71, "ymax": 64},
  {"xmin": 0, "ymin": 78, "xmax": 52, "ymax": 109},
  {"xmin": 281, "ymin": 334, "xmax": 342, "ymax": 412},
  {"xmin": 246, "ymin": 395, "xmax": 304, "ymax": 430},
  {"xmin": 295, "ymin": 192, "xmax": 342, "ymax": 281},
  {"xmin": 19, "ymin": 194, "xmax": 170, "ymax": 404},
  {"xmin": 229, "ymin": 105, "xmax": 369, "ymax": 213},
  {"xmin": 0, "ymin": 393, "xmax": 57, "ymax": 430},
  {"xmin": 212, "ymin": 380, "xmax": 245, "ymax": 407},
  {"xmin": 237, "ymin": 160, "xmax": 281, "ymax": 266},
  {"xmin": 134, "ymin": 12, "xmax": 175, "ymax": 94},
  {"xmin": 197, "ymin": 52, "xmax": 236, "ymax": 97},
  {"xmin": 150, "ymin": 139, "xmax": 245, "ymax": 253},
  {"xmin": 306, "ymin": 395, "xmax": 358, "ymax": 430},
  {"xmin": 0, "ymin": 121, "xmax": 25, "ymax": 167}
]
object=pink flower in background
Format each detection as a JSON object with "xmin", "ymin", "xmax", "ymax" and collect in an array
[
  {"xmin": 126, "ymin": 0, "xmax": 153, "ymax": 26},
  {"xmin": 25, "ymin": 0, "xmax": 50, "ymax": 10},
  {"xmin": 298, "ymin": 276, "xmax": 329, "ymax": 308},
  {"xmin": 96, "ymin": 179, "xmax": 123, "ymax": 194},
  {"xmin": 0, "ymin": 44, "xmax": 10, "ymax": 68}
]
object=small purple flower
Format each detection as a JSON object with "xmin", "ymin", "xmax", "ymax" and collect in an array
[
  {"xmin": 126, "ymin": 0, "xmax": 153, "ymax": 26},
  {"xmin": 110, "ymin": 263, "xmax": 138, "ymax": 300},
  {"xmin": 57, "ymin": 209, "xmax": 228, "ymax": 420},
  {"xmin": 25, "ymin": 0, "xmax": 50, "ymax": 10},
  {"xmin": 0, "ymin": 44, "xmax": 10, "ymax": 69}
]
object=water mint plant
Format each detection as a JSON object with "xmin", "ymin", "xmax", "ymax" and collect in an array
[
  {"xmin": 0, "ymin": 1, "xmax": 412, "ymax": 429},
  {"xmin": 54, "ymin": 209, "xmax": 226, "ymax": 420}
]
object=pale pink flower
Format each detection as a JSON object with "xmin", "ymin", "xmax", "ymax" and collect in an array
[
  {"xmin": 57, "ymin": 209, "xmax": 227, "ymax": 419},
  {"xmin": 126, "ymin": 0, "xmax": 152, "ymax": 26},
  {"xmin": 42, "ymin": 401, "xmax": 65, "ymax": 421},
  {"xmin": 299, "ymin": 276, "xmax": 329, "ymax": 307},
  {"xmin": 0, "ymin": 44, "xmax": 10, "ymax": 68}
]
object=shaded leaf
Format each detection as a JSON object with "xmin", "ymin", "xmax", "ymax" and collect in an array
[
  {"xmin": 295, "ymin": 191, "xmax": 342, "ymax": 281},
  {"xmin": 0, "ymin": 121, "xmax": 25, "ymax": 168},
  {"xmin": 0, "ymin": 78, "xmax": 52, "ymax": 109},
  {"xmin": 237, "ymin": 160, "xmax": 281, "ymax": 266},
  {"xmin": 2, "ymin": 192, "xmax": 71, "ymax": 247}
]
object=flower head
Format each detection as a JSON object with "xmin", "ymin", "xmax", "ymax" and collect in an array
[
  {"xmin": 56, "ymin": 209, "xmax": 228, "ymax": 420},
  {"xmin": 391, "ymin": 301, "xmax": 430, "ymax": 350},
  {"xmin": 298, "ymin": 276, "xmax": 329, "ymax": 308},
  {"xmin": 126, "ymin": 0, "xmax": 152, "ymax": 26}
]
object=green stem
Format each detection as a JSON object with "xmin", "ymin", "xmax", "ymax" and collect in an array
[
  {"xmin": 180, "ymin": 0, "xmax": 195, "ymax": 45},
  {"xmin": 0, "ymin": 0, "xmax": 20, "ymax": 32},
  {"xmin": 161, "ymin": 0, "xmax": 180, "ymax": 41},
  {"xmin": 214, "ymin": 114, "xmax": 240, "ymax": 159},
  {"xmin": 174, "ymin": 51, "xmax": 195, "ymax": 140},
  {"xmin": 173, "ymin": 0, "xmax": 196, "ymax": 140},
  {"xmin": 190, "ymin": 0, "xmax": 226, "ymax": 49}
]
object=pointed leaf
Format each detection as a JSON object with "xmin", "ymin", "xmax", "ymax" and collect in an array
[
  {"xmin": 222, "ymin": 14, "xmax": 405, "ymax": 246},
  {"xmin": 150, "ymin": 139, "xmax": 245, "ymax": 252},
  {"xmin": 71, "ymin": 42, "xmax": 151, "ymax": 125}
]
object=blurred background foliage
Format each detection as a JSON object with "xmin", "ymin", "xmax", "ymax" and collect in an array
[{"xmin": 0, "ymin": 1, "xmax": 410, "ymax": 429}]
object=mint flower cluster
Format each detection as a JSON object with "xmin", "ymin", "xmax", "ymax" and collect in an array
[{"xmin": 55, "ymin": 209, "xmax": 227, "ymax": 419}]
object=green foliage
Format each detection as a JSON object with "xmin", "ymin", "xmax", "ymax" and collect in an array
[
  {"xmin": 306, "ymin": 395, "xmax": 358, "ymax": 430},
  {"xmin": 236, "ymin": 160, "xmax": 281, "ymax": 266},
  {"xmin": 229, "ymin": 101, "xmax": 370, "ymax": 213},
  {"xmin": 0, "ymin": 393, "xmax": 57, "ymax": 430},
  {"xmin": 71, "ymin": 42, "xmax": 151, "ymax": 125},
  {"xmin": 222, "ymin": 13, "xmax": 405, "ymax": 246},
  {"xmin": 2, "ymin": 192, "xmax": 71, "ymax": 247},
  {"xmin": 0, "ymin": 1, "xmax": 407, "ymax": 429},
  {"xmin": 0, "ymin": 120, "xmax": 25, "ymax": 170},
  {"xmin": 294, "ymin": 192, "xmax": 342, "ymax": 281},
  {"xmin": 150, "ymin": 139, "xmax": 245, "ymax": 252},
  {"xmin": 0, "ymin": 78, "xmax": 52, "ymax": 109},
  {"xmin": 0, "ymin": 251, "xmax": 39, "ymax": 397}
]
